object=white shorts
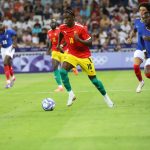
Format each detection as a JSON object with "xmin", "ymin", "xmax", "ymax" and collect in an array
[
  {"xmin": 144, "ymin": 58, "xmax": 150, "ymax": 68},
  {"xmin": 1, "ymin": 45, "xmax": 15, "ymax": 61},
  {"xmin": 133, "ymin": 50, "xmax": 145, "ymax": 61}
]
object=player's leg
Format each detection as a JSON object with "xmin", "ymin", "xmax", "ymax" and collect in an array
[
  {"xmin": 51, "ymin": 51, "xmax": 64, "ymax": 92},
  {"xmin": 144, "ymin": 58, "xmax": 150, "ymax": 78},
  {"xmin": 79, "ymin": 57, "xmax": 114, "ymax": 108},
  {"xmin": 88, "ymin": 75, "xmax": 114, "ymax": 108},
  {"xmin": 1, "ymin": 47, "xmax": 11, "ymax": 88},
  {"xmin": 60, "ymin": 61, "xmax": 76, "ymax": 106},
  {"xmin": 52, "ymin": 58, "xmax": 64, "ymax": 92},
  {"xmin": 3, "ymin": 46, "xmax": 16, "ymax": 88},
  {"xmin": 133, "ymin": 50, "xmax": 145, "ymax": 93},
  {"xmin": 63, "ymin": 51, "xmax": 78, "ymax": 75},
  {"xmin": 8, "ymin": 57, "xmax": 16, "ymax": 87},
  {"xmin": 3, "ymin": 55, "xmax": 12, "ymax": 88},
  {"xmin": 60, "ymin": 54, "xmax": 77, "ymax": 106}
]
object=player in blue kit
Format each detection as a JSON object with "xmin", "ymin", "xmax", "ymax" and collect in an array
[
  {"xmin": 0, "ymin": 23, "xmax": 17, "ymax": 88},
  {"xmin": 127, "ymin": 3, "xmax": 150, "ymax": 93},
  {"xmin": 139, "ymin": 11, "xmax": 150, "ymax": 78}
]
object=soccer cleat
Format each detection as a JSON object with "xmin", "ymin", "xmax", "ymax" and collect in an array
[
  {"xmin": 10, "ymin": 77, "xmax": 16, "ymax": 87},
  {"xmin": 103, "ymin": 94, "xmax": 114, "ymax": 108},
  {"xmin": 72, "ymin": 68, "xmax": 78, "ymax": 75},
  {"xmin": 54, "ymin": 86, "xmax": 64, "ymax": 92},
  {"xmin": 67, "ymin": 91, "xmax": 76, "ymax": 106},
  {"xmin": 136, "ymin": 80, "xmax": 144, "ymax": 93},
  {"xmin": 5, "ymin": 83, "xmax": 11, "ymax": 89}
]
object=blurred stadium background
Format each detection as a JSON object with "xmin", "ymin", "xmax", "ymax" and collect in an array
[
  {"xmin": 1, "ymin": 1, "xmax": 150, "ymax": 150},
  {"xmin": 0, "ymin": 0, "xmax": 149, "ymax": 73}
]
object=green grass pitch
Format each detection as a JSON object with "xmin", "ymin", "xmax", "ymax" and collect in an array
[{"xmin": 0, "ymin": 70, "xmax": 150, "ymax": 150}]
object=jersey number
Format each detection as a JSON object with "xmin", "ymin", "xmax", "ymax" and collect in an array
[
  {"xmin": 87, "ymin": 64, "xmax": 92, "ymax": 70},
  {"xmin": 2, "ymin": 40, "xmax": 7, "ymax": 45},
  {"xmin": 69, "ymin": 38, "xmax": 74, "ymax": 44},
  {"xmin": 52, "ymin": 37, "xmax": 56, "ymax": 42}
]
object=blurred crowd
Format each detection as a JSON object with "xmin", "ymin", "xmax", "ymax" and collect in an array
[{"xmin": 0, "ymin": 0, "xmax": 149, "ymax": 51}]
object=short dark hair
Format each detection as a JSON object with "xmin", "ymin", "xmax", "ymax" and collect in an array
[
  {"xmin": 64, "ymin": 9, "xmax": 75, "ymax": 17},
  {"xmin": 139, "ymin": 2, "xmax": 150, "ymax": 11}
]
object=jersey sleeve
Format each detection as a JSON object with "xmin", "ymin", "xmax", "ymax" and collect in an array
[
  {"xmin": 59, "ymin": 25, "xmax": 65, "ymax": 34},
  {"xmin": 80, "ymin": 27, "xmax": 91, "ymax": 40},
  {"xmin": 133, "ymin": 19, "xmax": 137, "ymax": 32},
  {"xmin": 10, "ymin": 29, "xmax": 17, "ymax": 36},
  {"xmin": 47, "ymin": 30, "xmax": 51, "ymax": 41},
  {"xmin": 138, "ymin": 30, "xmax": 145, "ymax": 50}
]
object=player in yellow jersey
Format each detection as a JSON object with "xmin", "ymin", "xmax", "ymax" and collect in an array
[
  {"xmin": 47, "ymin": 19, "xmax": 78, "ymax": 92},
  {"xmin": 57, "ymin": 9, "xmax": 114, "ymax": 107}
]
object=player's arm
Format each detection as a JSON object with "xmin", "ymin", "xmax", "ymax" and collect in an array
[
  {"xmin": 143, "ymin": 49, "xmax": 148, "ymax": 59},
  {"xmin": 57, "ymin": 32, "xmax": 64, "ymax": 53},
  {"xmin": 0, "ymin": 40, "xmax": 2, "ymax": 48},
  {"xmin": 46, "ymin": 39, "xmax": 52, "ymax": 55},
  {"xmin": 59, "ymin": 41, "xmax": 66, "ymax": 52},
  {"xmin": 74, "ymin": 32, "xmax": 92, "ymax": 46},
  {"xmin": 127, "ymin": 29, "xmax": 137, "ymax": 44},
  {"xmin": 12, "ymin": 35, "xmax": 18, "ymax": 48},
  {"xmin": 60, "ymin": 41, "xmax": 67, "ymax": 47},
  {"xmin": 141, "ymin": 35, "xmax": 148, "ymax": 59},
  {"xmin": 138, "ymin": 31, "xmax": 147, "ymax": 59},
  {"xmin": 10, "ymin": 29, "xmax": 18, "ymax": 48}
]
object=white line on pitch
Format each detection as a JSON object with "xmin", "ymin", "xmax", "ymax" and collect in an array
[{"xmin": 0, "ymin": 88, "xmax": 150, "ymax": 95}]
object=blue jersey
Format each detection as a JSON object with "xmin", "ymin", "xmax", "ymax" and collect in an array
[
  {"xmin": 0, "ymin": 29, "xmax": 16, "ymax": 48},
  {"xmin": 139, "ymin": 26, "xmax": 150, "ymax": 58},
  {"xmin": 134, "ymin": 18, "xmax": 145, "ymax": 50}
]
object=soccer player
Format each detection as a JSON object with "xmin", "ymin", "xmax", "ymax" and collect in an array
[
  {"xmin": 57, "ymin": 9, "xmax": 114, "ymax": 108},
  {"xmin": 0, "ymin": 23, "xmax": 17, "ymax": 88},
  {"xmin": 47, "ymin": 19, "xmax": 78, "ymax": 92},
  {"xmin": 139, "ymin": 11, "xmax": 150, "ymax": 79},
  {"xmin": 47, "ymin": 19, "xmax": 64, "ymax": 92},
  {"xmin": 127, "ymin": 3, "xmax": 150, "ymax": 93}
]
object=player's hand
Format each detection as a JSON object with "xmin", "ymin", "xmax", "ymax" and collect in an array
[
  {"xmin": 126, "ymin": 38, "xmax": 132, "ymax": 44},
  {"xmin": 12, "ymin": 43, "xmax": 18, "ymax": 48},
  {"xmin": 144, "ymin": 51, "xmax": 148, "ymax": 59},
  {"xmin": 56, "ymin": 44, "xmax": 60, "ymax": 50},
  {"xmin": 74, "ymin": 32, "xmax": 80, "ymax": 42},
  {"xmin": 60, "ymin": 47, "xmax": 64, "ymax": 53},
  {"xmin": 46, "ymin": 50, "xmax": 51, "ymax": 55},
  {"xmin": 57, "ymin": 45, "xmax": 64, "ymax": 53}
]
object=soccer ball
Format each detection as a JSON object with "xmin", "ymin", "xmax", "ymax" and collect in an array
[{"xmin": 42, "ymin": 98, "xmax": 55, "ymax": 111}]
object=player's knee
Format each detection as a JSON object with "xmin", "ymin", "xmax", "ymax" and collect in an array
[
  {"xmin": 53, "ymin": 65, "xmax": 59, "ymax": 71},
  {"xmin": 145, "ymin": 73, "xmax": 150, "ymax": 78},
  {"xmin": 60, "ymin": 68, "xmax": 68, "ymax": 78},
  {"xmin": 144, "ymin": 65, "xmax": 150, "ymax": 78}
]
